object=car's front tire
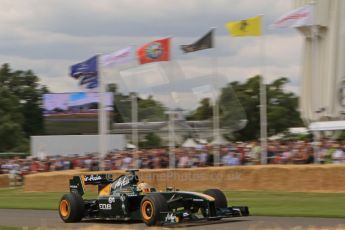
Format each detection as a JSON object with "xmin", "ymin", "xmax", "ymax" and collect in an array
[
  {"xmin": 201, "ymin": 188, "xmax": 228, "ymax": 219},
  {"xmin": 140, "ymin": 193, "xmax": 168, "ymax": 226},
  {"xmin": 58, "ymin": 193, "xmax": 85, "ymax": 223},
  {"xmin": 203, "ymin": 188, "xmax": 227, "ymax": 208}
]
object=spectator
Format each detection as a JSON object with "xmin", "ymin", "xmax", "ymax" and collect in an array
[
  {"xmin": 198, "ymin": 148, "xmax": 208, "ymax": 167},
  {"xmin": 281, "ymin": 145, "xmax": 292, "ymax": 164},
  {"xmin": 2, "ymin": 138, "xmax": 345, "ymax": 176},
  {"xmin": 266, "ymin": 145, "xmax": 277, "ymax": 164},
  {"xmin": 177, "ymin": 150, "xmax": 190, "ymax": 168},
  {"xmin": 222, "ymin": 151, "xmax": 240, "ymax": 166},
  {"xmin": 332, "ymin": 143, "xmax": 345, "ymax": 164}
]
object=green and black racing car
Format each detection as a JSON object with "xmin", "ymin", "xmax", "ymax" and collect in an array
[{"xmin": 58, "ymin": 169, "xmax": 249, "ymax": 226}]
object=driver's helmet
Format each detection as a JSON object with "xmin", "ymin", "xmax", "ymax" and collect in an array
[{"xmin": 137, "ymin": 182, "xmax": 151, "ymax": 193}]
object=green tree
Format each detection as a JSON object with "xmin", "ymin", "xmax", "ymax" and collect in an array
[
  {"xmin": 139, "ymin": 132, "xmax": 162, "ymax": 148},
  {"xmin": 187, "ymin": 98, "xmax": 213, "ymax": 120},
  {"xmin": 190, "ymin": 75, "xmax": 303, "ymax": 140},
  {"xmin": 0, "ymin": 87, "xmax": 26, "ymax": 151},
  {"xmin": 108, "ymin": 84, "xmax": 166, "ymax": 123},
  {"xmin": 266, "ymin": 77, "xmax": 303, "ymax": 135},
  {"xmin": 0, "ymin": 64, "xmax": 48, "ymax": 152},
  {"xmin": 219, "ymin": 81, "xmax": 248, "ymax": 133},
  {"xmin": 224, "ymin": 76, "xmax": 261, "ymax": 140},
  {"xmin": 107, "ymin": 84, "xmax": 128, "ymax": 123},
  {"xmin": 137, "ymin": 95, "xmax": 166, "ymax": 122},
  {"xmin": 226, "ymin": 76, "xmax": 303, "ymax": 140}
]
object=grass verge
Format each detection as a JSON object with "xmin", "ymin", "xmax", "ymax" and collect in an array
[
  {"xmin": 225, "ymin": 191, "xmax": 345, "ymax": 218},
  {"xmin": 0, "ymin": 226, "xmax": 22, "ymax": 230},
  {"xmin": 1, "ymin": 187, "xmax": 345, "ymax": 218},
  {"xmin": 0, "ymin": 187, "xmax": 96, "ymax": 210}
]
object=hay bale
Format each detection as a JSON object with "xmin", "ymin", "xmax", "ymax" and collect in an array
[
  {"xmin": 0, "ymin": 174, "xmax": 10, "ymax": 187},
  {"xmin": 23, "ymin": 165, "xmax": 345, "ymax": 193}
]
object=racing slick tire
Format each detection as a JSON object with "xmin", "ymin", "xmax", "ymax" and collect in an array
[
  {"xmin": 203, "ymin": 188, "xmax": 227, "ymax": 208},
  {"xmin": 201, "ymin": 189, "xmax": 227, "ymax": 219},
  {"xmin": 140, "ymin": 193, "xmax": 168, "ymax": 226},
  {"xmin": 59, "ymin": 192, "xmax": 85, "ymax": 223}
]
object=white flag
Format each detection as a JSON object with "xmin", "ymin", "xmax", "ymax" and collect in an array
[
  {"xmin": 100, "ymin": 46, "xmax": 134, "ymax": 67},
  {"xmin": 270, "ymin": 4, "xmax": 313, "ymax": 29}
]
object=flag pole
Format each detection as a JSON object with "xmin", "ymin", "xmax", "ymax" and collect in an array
[
  {"xmin": 98, "ymin": 54, "xmax": 108, "ymax": 171},
  {"xmin": 131, "ymin": 91, "xmax": 138, "ymax": 147},
  {"xmin": 212, "ymin": 57, "xmax": 220, "ymax": 166},
  {"xmin": 259, "ymin": 15, "xmax": 267, "ymax": 165},
  {"xmin": 168, "ymin": 110, "xmax": 175, "ymax": 168},
  {"xmin": 129, "ymin": 44, "xmax": 139, "ymax": 169},
  {"xmin": 310, "ymin": 1, "xmax": 319, "ymax": 163},
  {"xmin": 210, "ymin": 27, "xmax": 220, "ymax": 166},
  {"xmin": 131, "ymin": 91, "xmax": 140, "ymax": 169},
  {"xmin": 132, "ymin": 45, "xmax": 139, "ymax": 153},
  {"xmin": 167, "ymin": 36, "xmax": 176, "ymax": 169}
]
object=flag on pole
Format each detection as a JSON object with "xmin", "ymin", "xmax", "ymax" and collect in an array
[
  {"xmin": 225, "ymin": 16, "xmax": 262, "ymax": 37},
  {"xmin": 180, "ymin": 29, "xmax": 214, "ymax": 53},
  {"xmin": 70, "ymin": 55, "xmax": 98, "ymax": 89},
  {"xmin": 100, "ymin": 46, "xmax": 134, "ymax": 67},
  {"xmin": 269, "ymin": 4, "xmax": 313, "ymax": 29},
  {"xmin": 136, "ymin": 38, "xmax": 170, "ymax": 65}
]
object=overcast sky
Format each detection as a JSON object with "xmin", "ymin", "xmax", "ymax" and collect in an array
[{"xmin": 0, "ymin": 0, "xmax": 303, "ymax": 100}]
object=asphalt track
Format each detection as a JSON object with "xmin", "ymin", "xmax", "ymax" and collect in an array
[{"xmin": 0, "ymin": 209, "xmax": 344, "ymax": 229}]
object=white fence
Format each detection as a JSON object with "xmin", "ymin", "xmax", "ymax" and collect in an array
[{"xmin": 31, "ymin": 134, "xmax": 126, "ymax": 158}]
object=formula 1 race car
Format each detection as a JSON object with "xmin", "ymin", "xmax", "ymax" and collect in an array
[{"xmin": 58, "ymin": 170, "xmax": 249, "ymax": 226}]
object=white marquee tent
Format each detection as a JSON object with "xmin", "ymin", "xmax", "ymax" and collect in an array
[{"xmin": 182, "ymin": 138, "xmax": 198, "ymax": 148}]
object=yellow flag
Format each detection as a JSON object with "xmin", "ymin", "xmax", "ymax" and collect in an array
[{"xmin": 225, "ymin": 16, "xmax": 262, "ymax": 37}]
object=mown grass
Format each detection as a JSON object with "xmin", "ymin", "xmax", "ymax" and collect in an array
[
  {"xmin": 0, "ymin": 226, "xmax": 22, "ymax": 230},
  {"xmin": 225, "ymin": 191, "xmax": 345, "ymax": 218},
  {"xmin": 0, "ymin": 187, "xmax": 96, "ymax": 210},
  {"xmin": 1, "ymin": 187, "xmax": 345, "ymax": 218}
]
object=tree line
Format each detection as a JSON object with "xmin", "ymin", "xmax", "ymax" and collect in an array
[
  {"xmin": 0, "ymin": 64, "xmax": 303, "ymax": 152},
  {"xmin": 188, "ymin": 76, "xmax": 303, "ymax": 140},
  {"xmin": 0, "ymin": 64, "xmax": 48, "ymax": 152}
]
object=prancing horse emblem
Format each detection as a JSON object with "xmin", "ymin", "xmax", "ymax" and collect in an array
[{"xmin": 240, "ymin": 20, "xmax": 248, "ymax": 32}]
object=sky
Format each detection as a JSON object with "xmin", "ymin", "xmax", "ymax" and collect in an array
[{"xmin": 0, "ymin": 0, "xmax": 303, "ymax": 108}]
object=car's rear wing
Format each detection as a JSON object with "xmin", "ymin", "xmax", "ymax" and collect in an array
[{"xmin": 69, "ymin": 174, "xmax": 113, "ymax": 196}]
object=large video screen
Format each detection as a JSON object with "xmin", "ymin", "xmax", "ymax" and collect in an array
[{"xmin": 43, "ymin": 92, "xmax": 113, "ymax": 135}]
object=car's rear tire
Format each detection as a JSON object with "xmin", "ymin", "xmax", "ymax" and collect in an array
[
  {"xmin": 140, "ymin": 193, "xmax": 168, "ymax": 226},
  {"xmin": 58, "ymin": 193, "xmax": 85, "ymax": 223},
  {"xmin": 203, "ymin": 188, "xmax": 227, "ymax": 208}
]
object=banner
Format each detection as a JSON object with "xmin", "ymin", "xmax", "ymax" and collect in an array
[
  {"xmin": 70, "ymin": 55, "xmax": 98, "ymax": 89},
  {"xmin": 100, "ymin": 46, "xmax": 134, "ymax": 67},
  {"xmin": 181, "ymin": 29, "xmax": 214, "ymax": 53},
  {"xmin": 225, "ymin": 16, "xmax": 262, "ymax": 37},
  {"xmin": 270, "ymin": 4, "xmax": 313, "ymax": 29},
  {"xmin": 43, "ymin": 92, "xmax": 113, "ymax": 135},
  {"xmin": 136, "ymin": 38, "xmax": 170, "ymax": 65}
]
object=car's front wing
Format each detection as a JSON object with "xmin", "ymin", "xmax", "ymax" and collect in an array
[{"xmin": 161, "ymin": 205, "xmax": 250, "ymax": 225}]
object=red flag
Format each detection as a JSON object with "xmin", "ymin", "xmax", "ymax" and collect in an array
[{"xmin": 136, "ymin": 38, "xmax": 170, "ymax": 64}]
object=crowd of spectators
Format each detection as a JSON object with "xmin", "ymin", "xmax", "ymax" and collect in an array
[{"xmin": 1, "ymin": 139, "xmax": 345, "ymax": 179}]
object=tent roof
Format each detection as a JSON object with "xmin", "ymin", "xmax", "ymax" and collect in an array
[
  {"xmin": 211, "ymin": 135, "xmax": 228, "ymax": 145},
  {"xmin": 126, "ymin": 143, "xmax": 136, "ymax": 149},
  {"xmin": 288, "ymin": 127, "xmax": 309, "ymax": 134},
  {"xmin": 182, "ymin": 138, "xmax": 198, "ymax": 148},
  {"xmin": 309, "ymin": 120, "xmax": 345, "ymax": 131}
]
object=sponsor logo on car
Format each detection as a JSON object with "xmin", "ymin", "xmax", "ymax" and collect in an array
[
  {"xmin": 165, "ymin": 213, "xmax": 178, "ymax": 223},
  {"xmin": 99, "ymin": 203, "xmax": 112, "ymax": 210},
  {"xmin": 113, "ymin": 176, "xmax": 130, "ymax": 189},
  {"xmin": 108, "ymin": 197, "xmax": 115, "ymax": 204},
  {"xmin": 85, "ymin": 175, "xmax": 102, "ymax": 182}
]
